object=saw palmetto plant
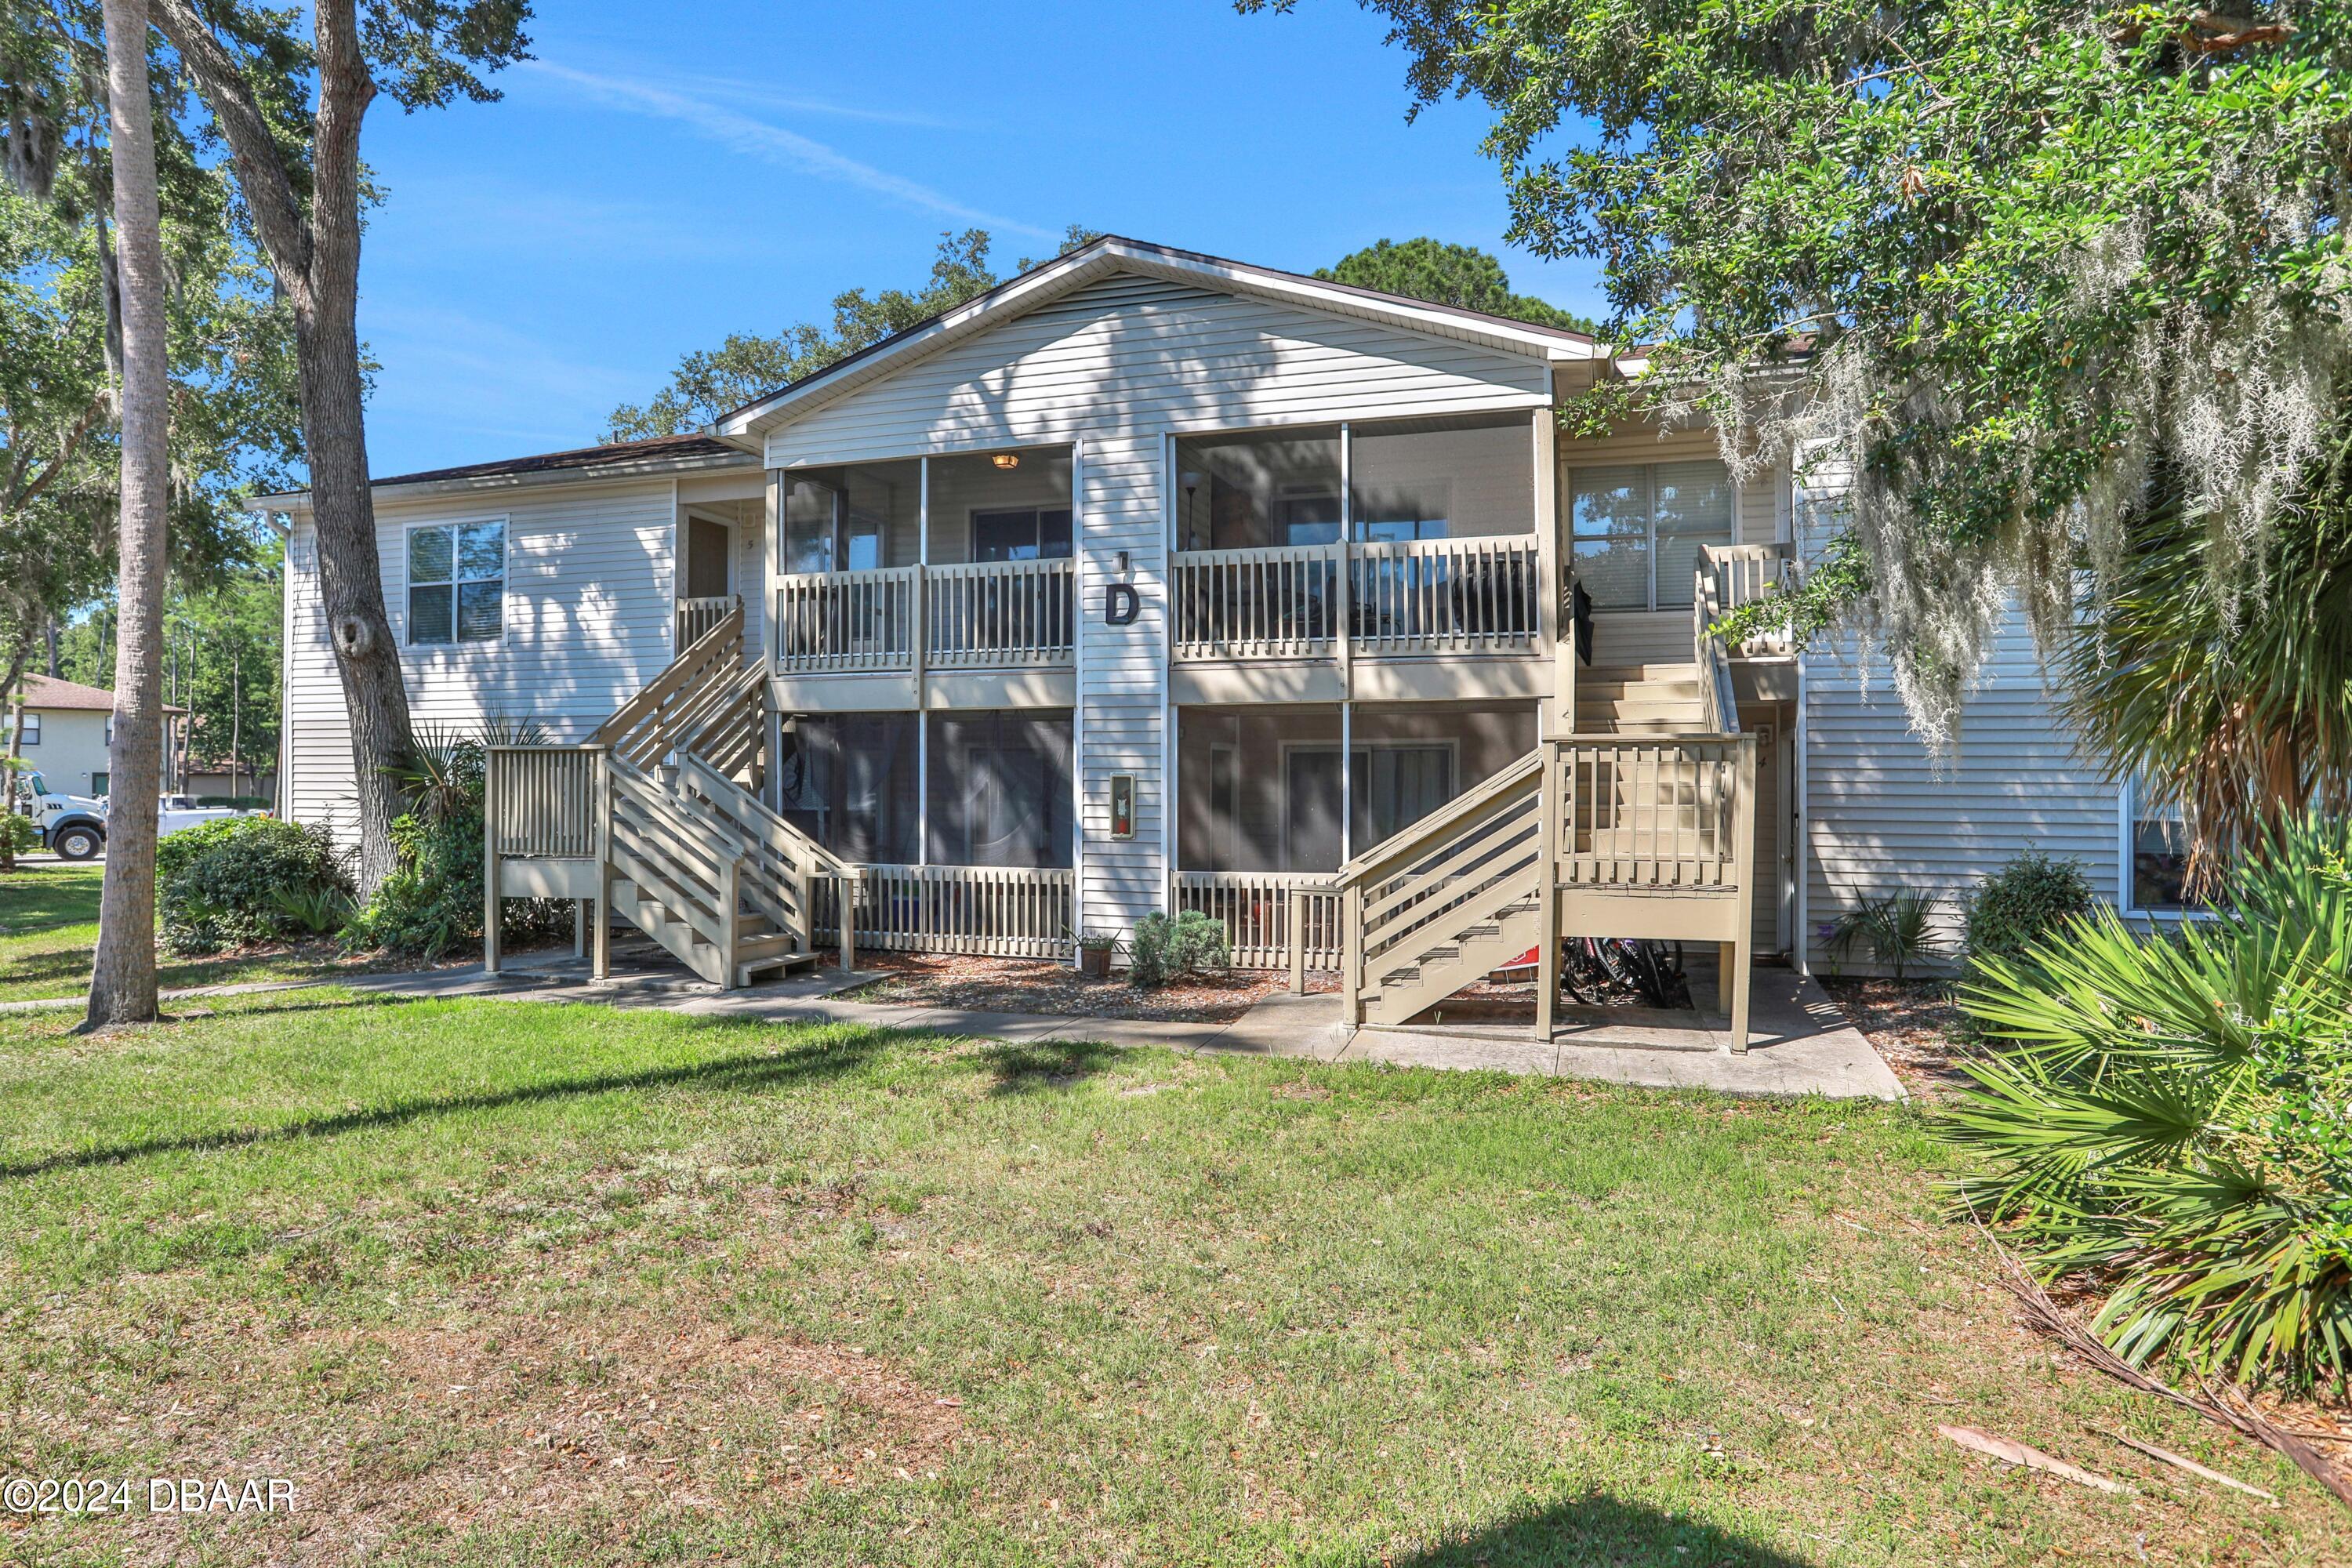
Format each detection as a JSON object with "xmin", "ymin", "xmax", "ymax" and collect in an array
[{"xmin": 1948, "ymin": 815, "xmax": 2352, "ymax": 1393}]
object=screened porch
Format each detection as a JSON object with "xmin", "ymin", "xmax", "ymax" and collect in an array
[
  {"xmin": 774, "ymin": 446, "xmax": 1077, "ymax": 674},
  {"xmin": 1171, "ymin": 701, "xmax": 1541, "ymax": 967},
  {"xmin": 776, "ymin": 710, "xmax": 1076, "ymax": 957}
]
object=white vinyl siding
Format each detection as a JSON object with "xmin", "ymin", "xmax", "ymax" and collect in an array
[
  {"xmin": 767, "ymin": 270, "xmax": 1555, "ymax": 931},
  {"xmin": 1792, "ymin": 452, "xmax": 2125, "ymax": 971},
  {"xmin": 281, "ymin": 480, "xmax": 689, "ymax": 838}
]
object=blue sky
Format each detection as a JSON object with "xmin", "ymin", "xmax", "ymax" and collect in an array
[{"xmin": 355, "ymin": 0, "xmax": 1607, "ymax": 478}]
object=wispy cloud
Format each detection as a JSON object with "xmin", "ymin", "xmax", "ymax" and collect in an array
[{"xmin": 522, "ymin": 60, "xmax": 1049, "ymax": 239}]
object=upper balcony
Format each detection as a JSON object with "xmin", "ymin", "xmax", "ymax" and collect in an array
[
  {"xmin": 771, "ymin": 446, "xmax": 1077, "ymax": 708},
  {"xmin": 1168, "ymin": 413, "xmax": 1550, "ymax": 703}
]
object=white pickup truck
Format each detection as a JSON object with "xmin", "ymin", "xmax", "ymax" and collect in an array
[{"xmin": 16, "ymin": 771, "xmax": 256, "ymax": 860}]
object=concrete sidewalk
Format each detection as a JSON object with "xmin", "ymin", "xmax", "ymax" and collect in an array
[
  {"xmin": 9, "ymin": 945, "xmax": 1905, "ymax": 1101},
  {"xmin": 343, "ymin": 947, "xmax": 1905, "ymax": 1101}
]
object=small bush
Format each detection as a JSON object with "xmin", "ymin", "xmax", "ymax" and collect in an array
[
  {"xmin": 1, "ymin": 814, "xmax": 37, "ymax": 859},
  {"xmin": 1965, "ymin": 848, "xmax": 2096, "ymax": 971},
  {"xmin": 1825, "ymin": 888, "xmax": 1947, "ymax": 980},
  {"xmin": 1128, "ymin": 910, "xmax": 1229, "ymax": 989},
  {"xmin": 159, "ymin": 817, "xmax": 352, "ymax": 954}
]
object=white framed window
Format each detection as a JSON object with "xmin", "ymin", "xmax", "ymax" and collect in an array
[
  {"xmin": 3, "ymin": 712, "xmax": 35, "ymax": 747},
  {"xmin": 2119, "ymin": 775, "xmax": 2205, "ymax": 917},
  {"xmin": 407, "ymin": 518, "xmax": 506, "ymax": 644},
  {"xmin": 1569, "ymin": 459, "xmax": 1736, "ymax": 610}
]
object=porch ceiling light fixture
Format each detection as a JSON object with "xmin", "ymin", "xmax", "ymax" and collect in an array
[{"xmin": 992, "ymin": 452, "xmax": 1019, "ymax": 470}]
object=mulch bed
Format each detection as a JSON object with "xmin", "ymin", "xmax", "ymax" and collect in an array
[
  {"xmin": 1820, "ymin": 976, "xmax": 1976, "ymax": 1094},
  {"xmin": 836, "ymin": 951, "xmax": 1334, "ymax": 1024}
]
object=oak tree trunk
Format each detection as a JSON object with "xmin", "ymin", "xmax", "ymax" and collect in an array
[
  {"xmin": 85, "ymin": 0, "xmax": 169, "ymax": 1028},
  {"xmin": 151, "ymin": 0, "xmax": 413, "ymax": 895}
]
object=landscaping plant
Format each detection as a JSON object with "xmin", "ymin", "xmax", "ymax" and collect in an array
[
  {"xmin": 347, "ymin": 720, "xmax": 567, "ymax": 961},
  {"xmin": 157, "ymin": 816, "xmax": 352, "ymax": 955},
  {"xmin": 1950, "ymin": 814, "xmax": 2352, "ymax": 1392},
  {"xmin": 1827, "ymin": 889, "xmax": 1948, "ymax": 981},
  {"xmin": 1127, "ymin": 910, "xmax": 1229, "ymax": 989},
  {"xmin": 1964, "ymin": 849, "xmax": 2096, "ymax": 975}
]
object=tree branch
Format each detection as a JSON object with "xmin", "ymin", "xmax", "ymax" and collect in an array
[{"xmin": 146, "ymin": 0, "xmax": 311, "ymax": 294}]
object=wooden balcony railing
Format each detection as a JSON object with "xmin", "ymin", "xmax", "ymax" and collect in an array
[
  {"xmin": 1172, "ymin": 534, "xmax": 1544, "ymax": 662},
  {"xmin": 775, "ymin": 560, "xmax": 1080, "ymax": 673},
  {"xmin": 487, "ymin": 744, "xmax": 601, "ymax": 859},
  {"xmin": 926, "ymin": 557, "xmax": 1076, "ymax": 667},
  {"xmin": 775, "ymin": 566, "xmax": 917, "ymax": 673},
  {"xmin": 1699, "ymin": 542, "xmax": 1802, "ymax": 656},
  {"xmin": 1350, "ymin": 535, "xmax": 1541, "ymax": 654},
  {"xmin": 1171, "ymin": 869, "xmax": 1339, "ymax": 971},
  {"xmin": 814, "ymin": 863, "xmax": 1074, "ymax": 960},
  {"xmin": 1558, "ymin": 735, "xmax": 1751, "ymax": 891},
  {"xmin": 1171, "ymin": 543, "xmax": 1341, "ymax": 660},
  {"xmin": 675, "ymin": 594, "xmax": 738, "ymax": 651}
]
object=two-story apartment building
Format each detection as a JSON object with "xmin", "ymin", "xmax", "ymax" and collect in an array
[{"xmin": 262, "ymin": 238, "xmax": 2183, "ymax": 1040}]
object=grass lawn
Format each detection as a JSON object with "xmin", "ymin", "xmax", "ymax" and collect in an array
[
  {"xmin": 0, "ymin": 995, "xmax": 2339, "ymax": 1566},
  {"xmin": 0, "ymin": 862, "xmax": 383, "ymax": 1004}
]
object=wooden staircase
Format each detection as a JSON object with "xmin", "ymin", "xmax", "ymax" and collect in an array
[
  {"xmin": 1314, "ymin": 558, "xmax": 1763, "ymax": 1047},
  {"xmin": 485, "ymin": 599, "xmax": 860, "ymax": 989},
  {"xmin": 1574, "ymin": 663, "xmax": 1706, "ymax": 735}
]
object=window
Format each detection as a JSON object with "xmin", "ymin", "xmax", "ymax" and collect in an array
[
  {"xmin": 2, "ymin": 712, "xmax": 34, "ymax": 747},
  {"xmin": 2122, "ymin": 775, "xmax": 2201, "ymax": 916},
  {"xmin": 971, "ymin": 506, "xmax": 1073, "ymax": 562},
  {"xmin": 1283, "ymin": 742, "xmax": 1456, "ymax": 869},
  {"xmin": 408, "ymin": 520, "xmax": 505, "ymax": 644},
  {"xmin": 1570, "ymin": 460, "xmax": 1736, "ymax": 609},
  {"xmin": 90, "ymin": 771, "xmax": 107, "ymax": 797}
]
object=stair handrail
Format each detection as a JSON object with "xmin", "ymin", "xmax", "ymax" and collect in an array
[
  {"xmin": 593, "ymin": 598, "xmax": 746, "ymax": 753},
  {"xmin": 1329, "ymin": 748, "xmax": 1545, "ymax": 891},
  {"xmin": 673, "ymin": 751, "xmax": 862, "ymax": 969},
  {"xmin": 1692, "ymin": 551, "xmax": 1741, "ymax": 737}
]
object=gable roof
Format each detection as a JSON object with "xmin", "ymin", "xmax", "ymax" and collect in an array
[
  {"xmin": 247, "ymin": 432, "xmax": 758, "ymax": 512},
  {"xmin": 16, "ymin": 673, "xmax": 186, "ymax": 714},
  {"xmin": 715, "ymin": 235, "xmax": 1605, "ymax": 441}
]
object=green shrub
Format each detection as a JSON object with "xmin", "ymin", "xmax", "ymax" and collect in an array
[
  {"xmin": 1965, "ymin": 848, "xmax": 2096, "ymax": 971},
  {"xmin": 158, "ymin": 817, "xmax": 352, "ymax": 954},
  {"xmin": 1825, "ymin": 888, "xmax": 1947, "ymax": 980},
  {"xmin": 1949, "ymin": 812, "xmax": 2352, "ymax": 1392},
  {"xmin": 1128, "ymin": 910, "xmax": 1229, "ymax": 989},
  {"xmin": 1, "ymin": 814, "xmax": 37, "ymax": 858}
]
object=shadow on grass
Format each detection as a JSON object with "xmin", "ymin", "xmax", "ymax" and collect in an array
[
  {"xmin": 1388, "ymin": 1494, "xmax": 1816, "ymax": 1566},
  {"xmin": 0, "ymin": 1017, "xmax": 909, "ymax": 1182},
  {"xmin": 976, "ymin": 1037, "xmax": 1124, "ymax": 1096}
]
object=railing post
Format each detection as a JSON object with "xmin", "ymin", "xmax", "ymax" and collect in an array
[
  {"xmin": 483, "ymin": 749, "xmax": 503, "ymax": 975},
  {"xmin": 718, "ymin": 855, "xmax": 742, "ymax": 989},
  {"xmin": 838, "ymin": 869, "xmax": 858, "ymax": 972},
  {"xmin": 1536, "ymin": 740, "xmax": 1562, "ymax": 1043},
  {"xmin": 1287, "ymin": 887, "xmax": 1308, "ymax": 995},
  {"xmin": 593, "ymin": 746, "xmax": 613, "ymax": 981},
  {"xmin": 1341, "ymin": 883, "xmax": 1365, "ymax": 1027},
  {"xmin": 1726, "ymin": 736, "xmax": 1759, "ymax": 1054}
]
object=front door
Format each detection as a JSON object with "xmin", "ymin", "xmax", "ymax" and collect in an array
[{"xmin": 685, "ymin": 516, "xmax": 731, "ymax": 599}]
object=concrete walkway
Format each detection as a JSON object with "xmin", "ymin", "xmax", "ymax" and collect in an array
[{"xmin": 9, "ymin": 943, "xmax": 1905, "ymax": 1101}]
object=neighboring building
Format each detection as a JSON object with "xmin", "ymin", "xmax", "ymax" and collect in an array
[
  {"xmin": 256, "ymin": 237, "xmax": 2186, "ymax": 1023},
  {"xmin": 3, "ymin": 674, "xmax": 191, "ymax": 799},
  {"xmin": 184, "ymin": 763, "xmax": 278, "ymax": 803}
]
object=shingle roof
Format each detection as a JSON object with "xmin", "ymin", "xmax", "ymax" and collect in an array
[
  {"xmin": 365, "ymin": 433, "xmax": 748, "ymax": 489},
  {"xmin": 15, "ymin": 674, "xmax": 187, "ymax": 713}
]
